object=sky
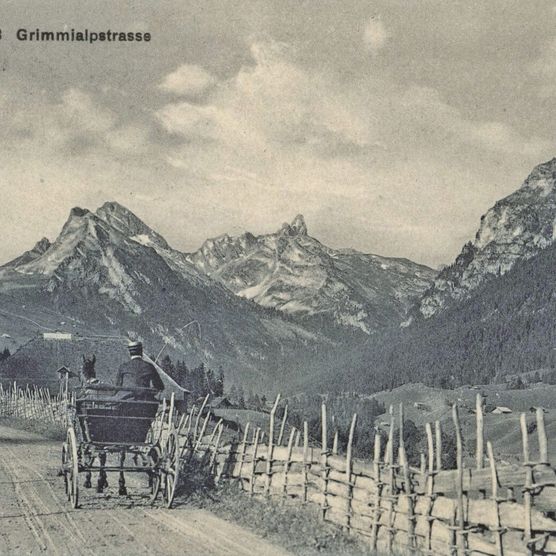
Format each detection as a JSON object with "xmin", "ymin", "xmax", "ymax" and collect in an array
[{"xmin": 1, "ymin": 1, "xmax": 556, "ymax": 268}]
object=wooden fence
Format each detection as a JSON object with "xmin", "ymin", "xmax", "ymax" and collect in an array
[
  {"xmin": 2, "ymin": 386, "xmax": 555, "ymax": 555},
  {"xmin": 203, "ymin": 395, "xmax": 556, "ymax": 556},
  {"xmin": 0, "ymin": 381, "xmax": 70, "ymax": 426}
]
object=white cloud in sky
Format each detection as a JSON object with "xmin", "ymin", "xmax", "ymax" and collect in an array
[
  {"xmin": 530, "ymin": 37, "xmax": 556, "ymax": 97},
  {"xmin": 158, "ymin": 64, "xmax": 217, "ymax": 97},
  {"xmin": 0, "ymin": 38, "xmax": 552, "ymax": 268},
  {"xmin": 363, "ymin": 16, "xmax": 390, "ymax": 54},
  {"xmin": 149, "ymin": 39, "xmax": 551, "ymax": 265}
]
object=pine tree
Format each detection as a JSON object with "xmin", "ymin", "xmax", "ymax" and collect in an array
[
  {"xmin": 174, "ymin": 360, "xmax": 188, "ymax": 387},
  {"xmin": 237, "ymin": 385, "xmax": 245, "ymax": 409},
  {"xmin": 215, "ymin": 367, "xmax": 225, "ymax": 397},
  {"xmin": 229, "ymin": 384, "xmax": 238, "ymax": 404},
  {"xmin": 160, "ymin": 355, "xmax": 175, "ymax": 381}
]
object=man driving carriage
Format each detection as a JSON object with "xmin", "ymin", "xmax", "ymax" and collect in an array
[{"xmin": 116, "ymin": 341, "xmax": 164, "ymax": 399}]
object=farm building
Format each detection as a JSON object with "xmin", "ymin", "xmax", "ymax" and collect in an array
[
  {"xmin": 208, "ymin": 396, "xmax": 233, "ymax": 409},
  {"xmin": 491, "ymin": 406, "xmax": 512, "ymax": 414}
]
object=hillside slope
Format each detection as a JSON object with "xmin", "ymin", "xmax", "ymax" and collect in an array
[{"xmin": 321, "ymin": 239, "xmax": 556, "ymax": 395}]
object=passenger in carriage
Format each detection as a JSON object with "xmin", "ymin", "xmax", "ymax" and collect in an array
[{"xmin": 116, "ymin": 341, "xmax": 164, "ymax": 400}]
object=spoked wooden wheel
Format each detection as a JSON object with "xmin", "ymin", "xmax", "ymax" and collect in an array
[
  {"xmin": 67, "ymin": 427, "xmax": 79, "ymax": 509},
  {"xmin": 61, "ymin": 442, "xmax": 69, "ymax": 497},
  {"xmin": 163, "ymin": 430, "xmax": 180, "ymax": 509},
  {"xmin": 148, "ymin": 445, "xmax": 162, "ymax": 503}
]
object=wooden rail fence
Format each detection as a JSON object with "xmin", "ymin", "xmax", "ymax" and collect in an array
[
  {"xmin": 0, "ymin": 381, "xmax": 71, "ymax": 426},
  {"xmin": 2, "ymin": 386, "xmax": 555, "ymax": 555},
  {"xmin": 194, "ymin": 395, "xmax": 556, "ymax": 556}
]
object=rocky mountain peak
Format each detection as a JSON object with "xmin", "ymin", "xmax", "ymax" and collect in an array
[
  {"xmin": 280, "ymin": 214, "xmax": 307, "ymax": 236},
  {"xmin": 69, "ymin": 207, "xmax": 90, "ymax": 218},
  {"xmin": 0, "ymin": 236, "xmax": 52, "ymax": 269},
  {"xmin": 96, "ymin": 201, "xmax": 170, "ymax": 250},
  {"xmin": 34, "ymin": 237, "xmax": 51, "ymax": 254},
  {"xmin": 290, "ymin": 214, "xmax": 307, "ymax": 235},
  {"xmin": 188, "ymin": 214, "xmax": 433, "ymax": 333},
  {"xmin": 521, "ymin": 157, "xmax": 556, "ymax": 192},
  {"xmin": 419, "ymin": 156, "xmax": 556, "ymax": 318}
]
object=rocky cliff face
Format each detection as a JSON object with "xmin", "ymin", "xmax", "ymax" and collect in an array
[
  {"xmin": 419, "ymin": 157, "xmax": 556, "ymax": 317},
  {"xmin": 187, "ymin": 215, "xmax": 434, "ymax": 333}
]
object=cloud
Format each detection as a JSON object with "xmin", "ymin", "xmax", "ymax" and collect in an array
[
  {"xmin": 363, "ymin": 17, "xmax": 390, "ymax": 54},
  {"xmin": 149, "ymin": 39, "xmax": 553, "ymax": 266},
  {"xmin": 4, "ymin": 88, "xmax": 153, "ymax": 157},
  {"xmin": 159, "ymin": 64, "xmax": 217, "ymax": 97},
  {"xmin": 530, "ymin": 37, "xmax": 556, "ymax": 97},
  {"xmin": 157, "ymin": 42, "xmax": 547, "ymax": 164},
  {"xmin": 61, "ymin": 88, "xmax": 115, "ymax": 133},
  {"xmin": 156, "ymin": 41, "xmax": 378, "ymax": 156},
  {"xmin": 398, "ymin": 85, "xmax": 551, "ymax": 157}
]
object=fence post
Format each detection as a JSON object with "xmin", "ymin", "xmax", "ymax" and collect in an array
[
  {"xmin": 321, "ymin": 402, "xmax": 329, "ymax": 520},
  {"xmin": 283, "ymin": 428, "xmax": 296, "ymax": 498},
  {"xmin": 385, "ymin": 405, "xmax": 395, "ymax": 554},
  {"xmin": 435, "ymin": 420, "xmax": 442, "ymax": 472},
  {"xmin": 332, "ymin": 430, "xmax": 339, "ymax": 455},
  {"xmin": 236, "ymin": 422, "xmax": 251, "ymax": 481},
  {"xmin": 277, "ymin": 404, "xmax": 288, "ymax": 446},
  {"xmin": 193, "ymin": 394, "xmax": 209, "ymax": 442},
  {"xmin": 249, "ymin": 427, "xmax": 261, "ymax": 496},
  {"xmin": 370, "ymin": 430, "xmax": 382, "ymax": 551},
  {"xmin": 209, "ymin": 422, "xmax": 224, "ymax": 471},
  {"xmin": 476, "ymin": 393, "xmax": 484, "ymax": 469},
  {"xmin": 265, "ymin": 394, "xmax": 281, "ymax": 497},
  {"xmin": 425, "ymin": 422, "xmax": 435, "ymax": 554},
  {"xmin": 486, "ymin": 441, "xmax": 503, "ymax": 556},
  {"xmin": 536, "ymin": 407, "xmax": 549, "ymax": 465},
  {"xmin": 345, "ymin": 413, "xmax": 357, "ymax": 531},
  {"xmin": 520, "ymin": 413, "xmax": 533, "ymax": 556},
  {"xmin": 452, "ymin": 404, "xmax": 466, "ymax": 556}
]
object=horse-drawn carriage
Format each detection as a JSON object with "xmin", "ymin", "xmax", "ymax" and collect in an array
[{"xmin": 60, "ymin": 384, "xmax": 181, "ymax": 509}]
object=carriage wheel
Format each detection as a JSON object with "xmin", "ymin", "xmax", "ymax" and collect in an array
[
  {"xmin": 148, "ymin": 445, "xmax": 162, "ymax": 503},
  {"xmin": 163, "ymin": 430, "xmax": 180, "ymax": 509},
  {"xmin": 67, "ymin": 427, "xmax": 79, "ymax": 509},
  {"xmin": 61, "ymin": 442, "xmax": 69, "ymax": 497}
]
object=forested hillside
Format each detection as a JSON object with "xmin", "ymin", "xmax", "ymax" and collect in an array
[{"xmin": 313, "ymin": 240, "xmax": 556, "ymax": 394}]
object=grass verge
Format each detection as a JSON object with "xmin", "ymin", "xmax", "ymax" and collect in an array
[
  {"xmin": 0, "ymin": 416, "xmax": 66, "ymax": 440},
  {"xmin": 175, "ymin": 465, "xmax": 375, "ymax": 555}
]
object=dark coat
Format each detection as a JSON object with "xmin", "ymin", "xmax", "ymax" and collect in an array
[{"xmin": 116, "ymin": 357, "xmax": 164, "ymax": 391}]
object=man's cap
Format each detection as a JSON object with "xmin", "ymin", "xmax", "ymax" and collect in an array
[{"xmin": 127, "ymin": 341, "xmax": 143, "ymax": 355}]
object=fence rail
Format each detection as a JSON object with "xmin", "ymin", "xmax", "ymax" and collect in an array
[
  {"xmin": 2, "ymin": 386, "xmax": 555, "ymax": 555},
  {"xmin": 0, "ymin": 381, "xmax": 71, "ymax": 426},
  {"xmin": 206, "ymin": 396, "xmax": 556, "ymax": 556}
]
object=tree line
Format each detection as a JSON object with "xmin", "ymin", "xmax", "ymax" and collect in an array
[{"xmin": 158, "ymin": 355, "xmax": 224, "ymax": 399}]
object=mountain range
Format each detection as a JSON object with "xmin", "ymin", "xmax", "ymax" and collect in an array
[
  {"xmin": 186, "ymin": 214, "xmax": 434, "ymax": 333},
  {"xmin": 326, "ymin": 157, "xmax": 556, "ymax": 394},
  {"xmin": 4, "ymin": 156, "xmax": 556, "ymax": 394},
  {"xmin": 0, "ymin": 202, "xmax": 432, "ymax": 391}
]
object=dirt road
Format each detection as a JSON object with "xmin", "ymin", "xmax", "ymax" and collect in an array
[{"xmin": 0, "ymin": 425, "xmax": 291, "ymax": 555}]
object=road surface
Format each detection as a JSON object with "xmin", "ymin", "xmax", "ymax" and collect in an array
[{"xmin": 0, "ymin": 424, "xmax": 290, "ymax": 555}]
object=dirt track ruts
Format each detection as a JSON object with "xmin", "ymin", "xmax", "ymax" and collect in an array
[{"xmin": 0, "ymin": 425, "xmax": 291, "ymax": 555}]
